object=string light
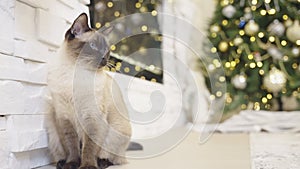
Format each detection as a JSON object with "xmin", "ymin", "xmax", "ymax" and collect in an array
[
  {"xmin": 241, "ymin": 104, "xmax": 247, "ymax": 109},
  {"xmin": 114, "ymin": 11, "xmax": 120, "ymax": 17},
  {"xmin": 239, "ymin": 30, "xmax": 245, "ymax": 36},
  {"xmin": 250, "ymin": 36, "xmax": 256, "ymax": 42},
  {"xmin": 151, "ymin": 10, "xmax": 158, "ymax": 16},
  {"xmin": 141, "ymin": 25, "xmax": 148, "ymax": 32},
  {"xmin": 257, "ymin": 62, "xmax": 263, "ymax": 67},
  {"xmin": 269, "ymin": 36, "xmax": 275, "ymax": 42},
  {"xmin": 292, "ymin": 63, "xmax": 298, "ymax": 69},
  {"xmin": 110, "ymin": 45, "xmax": 116, "ymax": 51},
  {"xmin": 281, "ymin": 40, "xmax": 287, "ymax": 46},
  {"xmin": 267, "ymin": 94, "xmax": 272, "ymax": 99},
  {"xmin": 135, "ymin": 2, "xmax": 141, "ymax": 8},
  {"xmin": 260, "ymin": 10, "xmax": 267, "ymax": 15},
  {"xmin": 216, "ymin": 91, "xmax": 223, "ymax": 97},
  {"xmin": 265, "ymin": 0, "xmax": 271, "ymax": 3},
  {"xmin": 258, "ymin": 32, "xmax": 264, "ymax": 38},
  {"xmin": 124, "ymin": 67, "xmax": 130, "ymax": 73},
  {"xmin": 249, "ymin": 62, "xmax": 256, "ymax": 68},
  {"xmin": 95, "ymin": 22, "xmax": 101, "ymax": 28},
  {"xmin": 211, "ymin": 47, "xmax": 217, "ymax": 53},
  {"xmin": 262, "ymin": 97, "xmax": 268, "ymax": 103},
  {"xmin": 151, "ymin": 78, "xmax": 157, "ymax": 82},
  {"xmin": 282, "ymin": 15, "xmax": 289, "ymax": 20},
  {"xmin": 107, "ymin": 1, "xmax": 113, "ymax": 8},
  {"xmin": 268, "ymin": 9, "xmax": 276, "ymax": 15},
  {"xmin": 135, "ymin": 65, "xmax": 141, "ymax": 71},
  {"xmin": 222, "ymin": 20, "xmax": 228, "ymax": 26},
  {"xmin": 259, "ymin": 69, "xmax": 264, "ymax": 75},
  {"xmin": 219, "ymin": 76, "xmax": 226, "ymax": 82},
  {"xmin": 248, "ymin": 54, "xmax": 254, "ymax": 60}
]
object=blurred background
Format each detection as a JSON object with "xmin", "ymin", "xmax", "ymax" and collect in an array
[{"xmin": 0, "ymin": 0, "xmax": 300, "ymax": 169}]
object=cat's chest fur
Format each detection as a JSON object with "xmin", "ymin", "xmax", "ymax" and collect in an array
[{"xmin": 47, "ymin": 46, "xmax": 112, "ymax": 117}]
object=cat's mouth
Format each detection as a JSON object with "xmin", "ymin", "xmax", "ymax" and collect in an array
[{"xmin": 99, "ymin": 51, "xmax": 110, "ymax": 68}]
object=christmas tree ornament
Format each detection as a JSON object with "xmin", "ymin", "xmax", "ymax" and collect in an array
[
  {"xmin": 95, "ymin": 1, "xmax": 106, "ymax": 12},
  {"xmin": 267, "ymin": 46, "xmax": 283, "ymax": 60},
  {"xmin": 238, "ymin": 19, "xmax": 247, "ymax": 29},
  {"xmin": 222, "ymin": 5, "xmax": 237, "ymax": 18},
  {"xmin": 292, "ymin": 47, "xmax": 300, "ymax": 56},
  {"xmin": 284, "ymin": 19, "xmax": 293, "ymax": 27},
  {"xmin": 210, "ymin": 25, "xmax": 221, "ymax": 33},
  {"xmin": 267, "ymin": 19, "xmax": 285, "ymax": 36},
  {"xmin": 231, "ymin": 74, "xmax": 247, "ymax": 89},
  {"xmin": 253, "ymin": 52, "xmax": 262, "ymax": 61},
  {"xmin": 286, "ymin": 20, "xmax": 300, "ymax": 43},
  {"xmin": 218, "ymin": 41, "xmax": 229, "ymax": 52},
  {"xmin": 263, "ymin": 67, "xmax": 287, "ymax": 93},
  {"xmin": 244, "ymin": 20, "xmax": 259, "ymax": 36},
  {"xmin": 233, "ymin": 36, "xmax": 243, "ymax": 46},
  {"xmin": 244, "ymin": 7, "xmax": 253, "ymax": 20}
]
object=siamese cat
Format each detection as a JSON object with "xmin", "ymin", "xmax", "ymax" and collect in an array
[{"xmin": 47, "ymin": 13, "xmax": 132, "ymax": 169}]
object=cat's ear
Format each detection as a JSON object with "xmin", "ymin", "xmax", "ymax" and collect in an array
[
  {"xmin": 67, "ymin": 13, "xmax": 90, "ymax": 39},
  {"xmin": 102, "ymin": 26, "xmax": 114, "ymax": 36}
]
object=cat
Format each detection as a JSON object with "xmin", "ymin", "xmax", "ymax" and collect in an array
[{"xmin": 46, "ymin": 13, "xmax": 132, "ymax": 169}]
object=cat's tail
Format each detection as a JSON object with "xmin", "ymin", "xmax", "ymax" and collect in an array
[{"xmin": 126, "ymin": 142, "xmax": 143, "ymax": 151}]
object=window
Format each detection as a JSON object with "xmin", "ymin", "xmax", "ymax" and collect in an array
[{"xmin": 89, "ymin": 0, "xmax": 163, "ymax": 83}]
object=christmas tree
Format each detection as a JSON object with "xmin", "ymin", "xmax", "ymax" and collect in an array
[{"xmin": 202, "ymin": 0, "xmax": 300, "ymax": 115}]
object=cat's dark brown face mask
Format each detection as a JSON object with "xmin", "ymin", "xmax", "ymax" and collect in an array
[{"xmin": 64, "ymin": 13, "xmax": 113, "ymax": 70}]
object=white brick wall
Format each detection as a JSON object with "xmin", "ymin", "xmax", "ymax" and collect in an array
[{"xmin": 0, "ymin": 0, "xmax": 90, "ymax": 168}]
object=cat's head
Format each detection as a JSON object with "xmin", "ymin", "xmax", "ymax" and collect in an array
[{"xmin": 64, "ymin": 13, "xmax": 113, "ymax": 70}]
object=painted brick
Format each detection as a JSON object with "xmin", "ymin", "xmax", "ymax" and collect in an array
[
  {"xmin": 24, "ymin": 84, "xmax": 51, "ymax": 115},
  {"xmin": 0, "ymin": 54, "xmax": 27, "ymax": 82},
  {"xmin": 18, "ymin": 0, "xmax": 49, "ymax": 10},
  {"xmin": 0, "ymin": 131, "xmax": 9, "ymax": 169},
  {"xmin": 15, "ymin": 1, "xmax": 36, "ymax": 40},
  {"xmin": 0, "ymin": 116, "xmax": 6, "ymax": 131},
  {"xmin": 0, "ymin": 80, "xmax": 25, "ymax": 115},
  {"xmin": 0, "ymin": 0, "xmax": 15, "ymax": 40},
  {"xmin": 6, "ymin": 148, "xmax": 51, "ymax": 169},
  {"xmin": 79, "ymin": 0, "xmax": 90, "ymax": 5},
  {"xmin": 9, "ymin": 129, "xmax": 48, "ymax": 152},
  {"xmin": 29, "ymin": 148, "xmax": 52, "ymax": 168},
  {"xmin": 8, "ymin": 151, "xmax": 31, "ymax": 169},
  {"xmin": 58, "ymin": 0, "xmax": 78, "ymax": 9},
  {"xmin": 25, "ymin": 60, "xmax": 48, "ymax": 84},
  {"xmin": 6, "ymin": 115, "xmax": 45, "ymax": 131},
  {"xmin": 0, "ymin": 54, "xmax": 48, "ymax": 84},
  {"xmin": 14, "ymin": 39, "xmax": 53, "ymax": 63},
  {"xmin": 36, "ymin": 9, "xmax": 68, "ymax": 47},
  {"xmin": 0, "ymin": 38, "xmax": 14, "ymax": 55}
]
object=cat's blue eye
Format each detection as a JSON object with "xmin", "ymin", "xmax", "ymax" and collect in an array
[{"xmin": 89, "ymin": 42, "xmax": 98, "ymax": 51}]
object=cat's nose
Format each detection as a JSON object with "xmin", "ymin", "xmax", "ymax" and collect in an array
[{"xmin": 100, "ymin": 57, "xmax": 107, "ymax": 67}]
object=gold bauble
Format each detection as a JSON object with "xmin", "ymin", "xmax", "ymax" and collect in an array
[
  {"xmin": 218, "ymin": 41, "xmax": 229, "ymax": 52},
  {"xmin": 284, "ymin": 19, "xmax": 293, "ymax": 27},
  {"xmin": 286, "ymin": 20, "xmax": 300, "ymax": 43},
  {"xmin": 233, "ymin": 36, "xmax": 243, "ymax": 46},
  {"xmin": 244, "ymin": 20, "xmax": 259, "ymax": 36}
]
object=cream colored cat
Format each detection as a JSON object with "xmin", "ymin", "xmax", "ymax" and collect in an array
[{"xmin": 47, "ymin": 13, "xmax": 132, "ymax": 169}]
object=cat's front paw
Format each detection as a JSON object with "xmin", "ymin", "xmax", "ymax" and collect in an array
[
  {"xmin": 56, "ymin": 160, "xmax": 66, "ymax": 169},
  {"xmin": 79, "ymin": 166, "xmax": 97, "ymax": 169},
  {"xmin": 97, "ymin": 158, "xmax": 114, "ymax": 169},
  {"xmin": 63, "ymin": 161, "xmax": 80, "ymax": 169}
]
